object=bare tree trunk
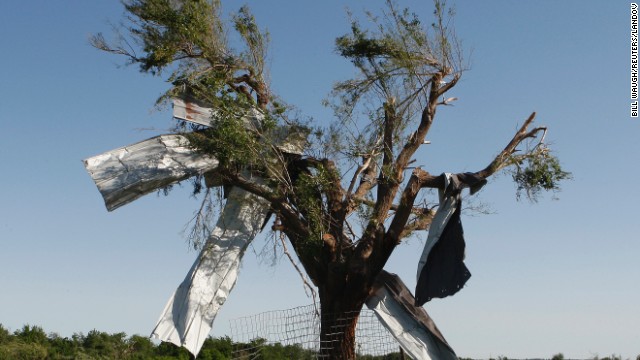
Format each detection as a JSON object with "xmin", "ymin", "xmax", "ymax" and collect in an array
[
  {"xmin": 318, "ymin": 304, "xmax": 359, "ymax": 359},
  {"xmin": 318, "ymin": 285, "xmax": 367, "ymax": 360}
]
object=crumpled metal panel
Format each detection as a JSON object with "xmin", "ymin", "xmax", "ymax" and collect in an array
[
  {"xmin": 83, "ymin": 135, "xmax": 219, "ymax": 211},
  {"xmin": 151, "ymin": 184, "xmax": 270, "ymax": 356},
  {"xmin": 366, "ymin": 271, "xmax": 457, "ymax": 360}
]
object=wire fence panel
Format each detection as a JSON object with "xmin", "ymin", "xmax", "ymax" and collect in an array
[{"xmin": 229, "ymin": 304, "xmax": 404, "ymax": 359}]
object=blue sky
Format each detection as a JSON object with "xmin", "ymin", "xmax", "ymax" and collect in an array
[{"xmin": 0, "ymin": 1, "xmax": 637, "ymax": 359}]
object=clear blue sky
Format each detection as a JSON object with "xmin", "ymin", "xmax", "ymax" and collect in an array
[{"xmin": 1, "ymin": 1, "xmax": 637, "ymax": 359}]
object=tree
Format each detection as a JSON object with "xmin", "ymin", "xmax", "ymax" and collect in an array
[
  {"xmin": 82, "ymin": 330, "xmax": 128, "ymax": 358},
  {"xmin": 13, "ymin": 325, "xmax": 48, "ymax": 347},
  {"xmin": 552, "ymin": 353, "xmax": 565, "ymax": 360},
  {"xmin": 92, "ymin": 0, "xmax": 569, "ymax": 358},
  {"xmin": 0, "ymin": 324, "xmax": 10, "ymax": 344}
]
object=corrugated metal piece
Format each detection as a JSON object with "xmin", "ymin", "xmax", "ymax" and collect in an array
[
  {"xmin": 151, "ymin": 184, "xmax": 270, "ymax": 356},
  {"xmin": 366, "ymin": 271, "xmax": 458, "ymax": 360},
  {"xmin": 83, "ymin": 135, "xmax": 219, "ymax": 211},
  {"xmin": 172, "ymin": 97, "xmax": 217, "ymax": 127}
]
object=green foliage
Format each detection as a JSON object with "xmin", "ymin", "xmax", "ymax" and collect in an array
[
  {"xmin": 0, "ymin": 341, "xmax": 48, "ymax": 360},
  {"xmin": 0, "ymin": 324, "xmax": 322, "ymax": 359},
  {"xmin": 293, "ymin": 169, "xmax": 331, "ymax": 249},
  {"xmin": 186, "ymin": 112, "xmax": 260, "ymax": 167},
  {"xmin": 47, "ymin": 333, "xmax": 79, "ymax": 359},
  {"xmin": 357, "ymin": 352, "xmax": 405, "ymax": 359},
  {"xmin": 92, "ymin": 0, "xmax": 308, "ymax": 172},
  {"xmin": 127, "ymin": 334, "xmax": 156, "ymax": 359},
  {"xmin": 258, "ymin": 342, "xmax": 317, "ymax": 360},
  {"xmin": 4, "ymin": 327, "xmax": 618, "ymax": 359},
  {"xmin": 81, "ymin": 330, "xmax": 128, "ymax": 358},
  {"xmin": 155, "ymin": 341, "xmax": 192, "ymax": 359},
  {"xmin": 198, "ymin": 336, "xmax": 233, "ymax": 359},
  {"xmin": 233, "ymin": 5, "xmax": 269, "ymax": 75},
  {"xmin": 336, "ymin": 26, "xmax": 403, "ymax": 62},
  {"xmin": 14, "ymin": 324, "xmax": 48, "ymax": 345},
  {"xmin": 0, "ymin": 324, "xmax": 10, "ymax": 344},
  {"xmin": 122, "ymin": 0, "xmax": 220, "ymax": 73},
  {"xmin": 291, "ymin": 161, "xmax": 340, "ymax": 219},
  {"xmin": 510, "ymin": 146, "xmax": 571, "ymax": 201}
]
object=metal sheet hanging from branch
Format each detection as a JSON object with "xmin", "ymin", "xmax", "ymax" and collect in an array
[
  {"xmin": 367, "ymin": 271, "xmax": 457, "ymax": 360},
  {"xmin": 152, "ymin": 183, "xmax": 270, "ymax": 356},
  {"xmin": 83, "ymin": 135, "xmax": 219, "ymax": 211}
]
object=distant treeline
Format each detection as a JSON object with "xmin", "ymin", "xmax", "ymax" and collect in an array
[
  {"xmin": 2, "ymin": 324, "xmax": 636, "ymax": 360},
  {"xmin": 0, "ymin": 324, "xmax": 404, "ymax": 359}
]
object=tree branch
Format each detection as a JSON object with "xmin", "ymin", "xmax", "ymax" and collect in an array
[
  {"xmin": 399, "ymin": 208, "xmax": 435, "ymax": 239},
  {"xmin": 353, "ymin": 71, "xmax": 456, "ymax": 267},
  {"xmin": 385, "ymin": 171, "xmax": 423, "ymax": 247},
  {"xmin": 221, "ymin": 170, "xmax": 310, "ymax": 241},
  {"xmin": 345, "ymin": 156, "xmax": 373, "ymax": 200},
  {"xmin": 280, "ymin": 232, "xmax": 319, "ymax": 303},
  {"xmin": 393, "ymin": 72, "xmax": 454, "ymax": 179},
  {"xmin": 414, "ymin": 112, "xmax": 546, "ymax": 190},
  {"xmin": 477, "ymin": 112, "xmax": 543, "ymax": 178},
  {"xmin": 347, "ymin": 156, "xmax": 379, "ymax": 214}
]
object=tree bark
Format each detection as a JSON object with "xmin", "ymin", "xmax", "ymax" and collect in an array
[{"xmin": 317, "ymin": 287, "xmax": 365, "ymax": 360}]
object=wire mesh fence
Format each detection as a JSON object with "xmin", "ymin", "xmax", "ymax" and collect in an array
[{"xmin": 229, "ymin": 304, "xmax": 404, "ymax": 359}]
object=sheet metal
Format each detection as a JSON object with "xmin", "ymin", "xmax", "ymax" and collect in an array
[
  {"xmin": 172, "ymin": 97, "xmax": 306, "ymax": 155},
  {"xmin": 172, "ymin": 97, "xmax": 262, "ymax": 129},
  {"xmin": 367, "ymin": 271, "xmax": 458, "ymax": 360},
  {"xmin": 172, "ymin": 97, "xmax": 215, "ymax": 127},
  {"xmin": 151, "ymin": 184, "xmax": 270, "ymax": 356},
  {"xmin": 83, "ymin": 135, "xmax": 219, "ymax": 211}
]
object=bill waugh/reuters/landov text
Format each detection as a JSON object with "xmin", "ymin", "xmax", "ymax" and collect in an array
[{"xmin": 631, "ymin": 3, "xmax": 638, "ymax": 117}]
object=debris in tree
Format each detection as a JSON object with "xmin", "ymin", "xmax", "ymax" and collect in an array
[
  {"xmin": 151, "ymin": 184, "xmax": 270, "ymax": 356},
  {"xmin": 367, "ymin": 271, "xmax": 458, "ymax": 360},
  {"xmin": 415, "ymin": 173, "xmax": 485, "ymax": 306},
  {"xmin": 83, "ymin": 134, "xmax": 219, "ymax": 211},
  {"xmin": 83, "ymin": 99, "xmax": 465, "ymax": 358}
]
